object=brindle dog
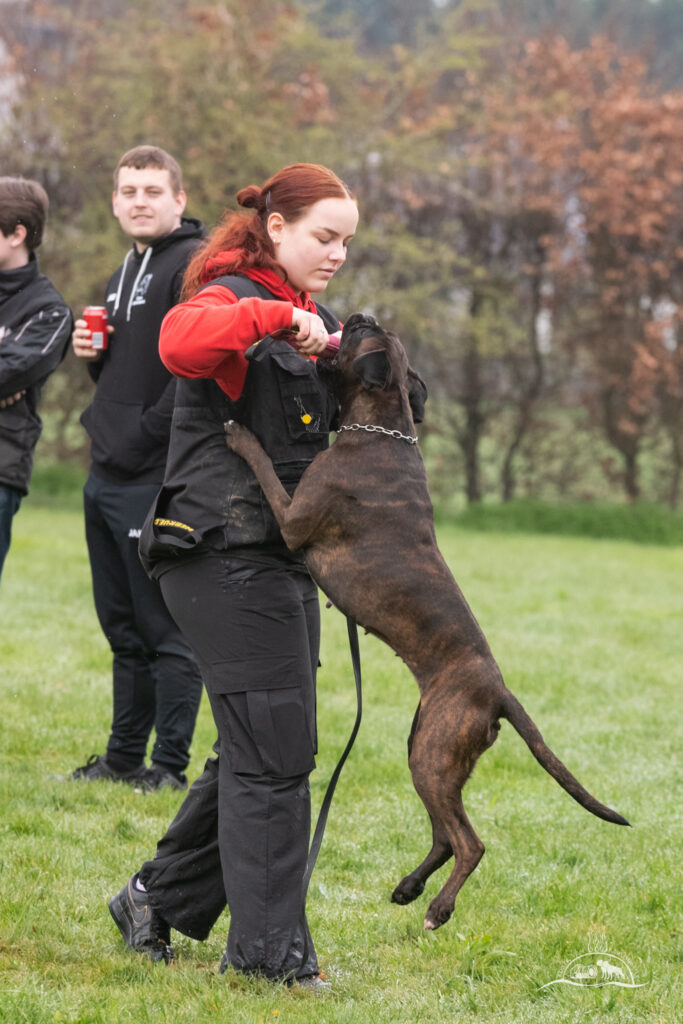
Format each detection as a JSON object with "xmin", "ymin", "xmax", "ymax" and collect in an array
[{"xmin": 225, "ymin": 313, "xmax": 629, "ymax": 931}]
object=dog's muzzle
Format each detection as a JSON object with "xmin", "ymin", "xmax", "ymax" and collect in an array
[
  {"xmin": 340, "ymin": 313, "xmax": 382, "ymax": 352},
  {"xmin": 343, "ymin": 313, "xmax": 380, "ymax": 333}
]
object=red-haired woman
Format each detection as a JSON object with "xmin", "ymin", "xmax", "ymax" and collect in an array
[{"xmin": 108, "ymin": 163, "xmax": 358, "ymax": 989}]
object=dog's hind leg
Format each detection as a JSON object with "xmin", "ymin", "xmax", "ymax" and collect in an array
[
  {"xmin": 406, "ymin": 697, "xmax": 493, "ymax": 930},
  {"xmin": 422, "ymin": 799, "xmax": 484, "ymax": 930},
  {"xmin": 391, "ymin": 819, "xmax": 452, "ymax": 905},
  {"xmin": 392, "ymin": 701, "xmax": 453, "ymax": 904}
]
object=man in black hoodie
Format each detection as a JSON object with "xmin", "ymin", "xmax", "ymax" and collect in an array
[
  {"xmin": 0, "ymin": 177, "xmax": 72, "ymax": 580},
  {"xmin": 71, "ymin": 146, "xmax": 204, "ymax": 791}
]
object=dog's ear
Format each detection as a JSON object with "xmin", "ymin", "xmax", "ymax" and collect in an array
[
  {"xmin": 353, "ymin": 349, "xmax": 392, "ymax": 389},
  {"xmin": 407, "ymin": 368, "xmax": 428, "ymax": 423}
]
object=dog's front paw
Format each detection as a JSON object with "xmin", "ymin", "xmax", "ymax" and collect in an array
[{"xmin": 224, "ymin": 420, "xmax": 256, "ymax": 457}]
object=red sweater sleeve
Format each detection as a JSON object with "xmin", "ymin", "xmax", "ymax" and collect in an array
[{"xmin": 159, "ymin": 285, "xmax": 294, "ymax": 400}]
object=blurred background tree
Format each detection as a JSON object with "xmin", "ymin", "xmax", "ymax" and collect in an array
[{"xmin": 1, "ymin": 0, "xmax": 681, "ymax": 508}]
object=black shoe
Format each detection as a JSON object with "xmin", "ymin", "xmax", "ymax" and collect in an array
[
  {"xmin": 108, "ymin": 874, "xmax": 175, "ymax": 964},
  {"xmin": 71, "ymin": 754, "xmax": 146, "ymax": 784},
  {"xmin": 140, "ymin": 763, "xmax": 188, "ymax": 792}
]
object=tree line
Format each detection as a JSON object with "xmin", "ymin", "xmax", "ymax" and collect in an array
[{"xmin": 1, "ymin": 0, "xmax": 681, "ymax": 507}]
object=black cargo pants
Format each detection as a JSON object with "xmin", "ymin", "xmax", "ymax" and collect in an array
[{"xmin": 139, "ymin": 552, "xmax": 321, "ymax": 981}]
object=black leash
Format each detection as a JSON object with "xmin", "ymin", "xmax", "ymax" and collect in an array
[{"xmin": 303, "ymin": 615, "xmax": 363, "ymax": 895}]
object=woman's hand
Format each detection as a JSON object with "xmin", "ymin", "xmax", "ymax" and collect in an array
[
  {"xmin": 290, "ymin": 308, "xmax": 329, "ymax": 355},
  {"xmin": 0, "ymin": 391, "xmax": 26, "ymax": 409}
]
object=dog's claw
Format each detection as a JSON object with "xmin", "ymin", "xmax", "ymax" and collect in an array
[{"xmin": 424, "ymin": 899, "xmax": 453, "ymax": 930}]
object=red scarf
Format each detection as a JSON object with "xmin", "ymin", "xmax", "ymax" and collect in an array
[{"xmin": 202, "ymin": 250, "xmax": 318, "ymax": 313}]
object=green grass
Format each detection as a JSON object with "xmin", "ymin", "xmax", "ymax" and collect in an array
[
  {"xmin": 0, "ymin": 498, "xmax": 680, "ymax": 1023},
  {"xmin": 452, "ymin": 498, "xmax": 683, "ymax": 546}
]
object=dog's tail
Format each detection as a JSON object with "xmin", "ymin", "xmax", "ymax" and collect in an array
[{"xmin": 500, "ymin": 691, "xmax": 630, "ymax": 826}]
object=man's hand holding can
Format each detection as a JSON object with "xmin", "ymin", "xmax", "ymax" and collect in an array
[{"xmin": 72, "ymin": 307, "xmax": 113, "ymax": 360}]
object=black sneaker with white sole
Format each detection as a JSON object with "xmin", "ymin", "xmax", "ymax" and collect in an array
[
  {"xmin": 108, "ymin": 874, "xmax": 175, "ymax": 964},
  {"xmin": 71, "ymin": 754, "xmax": 146, "ymax": 784}
]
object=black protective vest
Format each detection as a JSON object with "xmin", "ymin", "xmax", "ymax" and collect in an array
[{"xmin": 139, "ymin": 275, "xmax": 339, "ymax": 577}]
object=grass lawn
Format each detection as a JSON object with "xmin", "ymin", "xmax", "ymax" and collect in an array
[{"xmin": 0, "ymin": 498, "xmax": 680, "ymax": 1023}]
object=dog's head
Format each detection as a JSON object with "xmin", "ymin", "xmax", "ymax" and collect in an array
[{"xmin": 323, "ymin": 313, "xmax": 427, "ymax": 423}]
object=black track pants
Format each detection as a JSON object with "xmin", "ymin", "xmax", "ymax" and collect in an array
[
  {"xmin": 84, "ymin": 473, "xmax": 203, "ymax": 770},
  {"xmin": 140, "ymin": 553, "xmax": 321, "ymax": 980}
]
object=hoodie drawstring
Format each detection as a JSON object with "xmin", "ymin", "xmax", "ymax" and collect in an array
[
  {"xmin": 112, "ymin": 249, "xmax": 132, "ymax": 317},
  {"xmin": 125, "ymin": 245, "xmax": 153, "ymax": 322}
]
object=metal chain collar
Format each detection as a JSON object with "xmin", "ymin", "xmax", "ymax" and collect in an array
[{"xmin": 336, "ymin": 423, "xmax": 418, "ymax": 445}]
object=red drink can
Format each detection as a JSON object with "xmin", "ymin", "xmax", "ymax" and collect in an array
[{"xmin": 83, "ymin": 306, "xmax": 109, "ymax": 351}]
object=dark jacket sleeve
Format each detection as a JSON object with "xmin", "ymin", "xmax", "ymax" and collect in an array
[
  {"xmin": 139, "ymin": 375, "xmax": 177, "ymax": 445},
  {"xmin": 0, "ymin": 302, "xmax": 73, "ymax": 399},
  {"xmin": 134, "ymin": 264, "xmax": 186, "ymax": 447}
]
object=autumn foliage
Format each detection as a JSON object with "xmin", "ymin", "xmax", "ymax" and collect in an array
[
  {"xmin": 1, "ymin": 1, "xmax": 681, "ymax": 506},
  {"xmin": 482, "ymin": 35, "xmax": 683, "ymax": 502}
]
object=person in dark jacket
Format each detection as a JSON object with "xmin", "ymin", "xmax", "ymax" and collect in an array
[
  {"xmin": 107, "ymin": 163, "xmax": 358, "ymax": 989},
  {"xmin": 70, "ymin": 146, "xmax": 204, "ymax": 792},
  {"xmin": 0, "ymin": 177, "xmax": 72, "ymax": 580}
]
